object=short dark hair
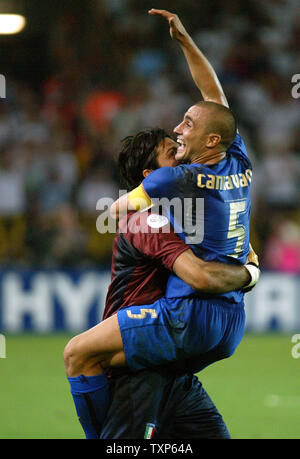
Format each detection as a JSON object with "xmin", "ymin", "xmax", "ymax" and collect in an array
[
  {"xmin": 196, "ymin": 101, "xmax": 237, "ymax": 149},
  {"xmin": 118, "ymin": 127, "xmax": 170, "ymax": 190}
]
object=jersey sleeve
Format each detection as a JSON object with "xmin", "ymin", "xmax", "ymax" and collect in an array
[
  {"xmin": 142, "ymin": 166, "xmax": 186, "ymax": 200},
  {"xmin": 227, "ymin": 133, "xmax": 252, "ymax": 168},
  {"xmin": 127, "ymin": 211, "xmax": 189, "ymax": 271}
]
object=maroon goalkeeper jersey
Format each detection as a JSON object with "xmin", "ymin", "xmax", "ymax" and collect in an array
[{"xmin": 102, "ymin": 210, "xmax": 189, "ymax": 320}]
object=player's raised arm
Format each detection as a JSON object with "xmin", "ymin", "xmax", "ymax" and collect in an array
[{"xmin": 148, "ymin": 9, "xmax": 229, "ymax": 107}]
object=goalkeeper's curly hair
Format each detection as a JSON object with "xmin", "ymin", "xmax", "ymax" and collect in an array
[{"xmin": 117, "ymin": 127, "xmax": 171, "ymax": 191}]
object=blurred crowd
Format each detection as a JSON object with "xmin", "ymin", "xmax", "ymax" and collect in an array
[{"xmin": 0, "ymin": 0, "xmax": 299, "ymax": 272}]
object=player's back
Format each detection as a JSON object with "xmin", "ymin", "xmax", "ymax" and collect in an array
[
  {"xmin": 103, "ymin": 209, "xmax": 188, "ymax": 319},
  {"xmin": 142, "ymin": 134, "xmax": 252, "ymax": 303}
]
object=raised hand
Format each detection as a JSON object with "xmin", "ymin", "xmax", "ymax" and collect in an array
[
  {"xmin": 148, "ymin": 8, "xmax": 189, "ymax": 42},
  {"xmin": 148, "ymin": 8, "xmax": 229, "ymax": 106}
]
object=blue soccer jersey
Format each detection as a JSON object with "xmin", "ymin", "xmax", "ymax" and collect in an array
[{"xmin": 142, "ymin": 134, "xmax": 252, "ymax": 304}]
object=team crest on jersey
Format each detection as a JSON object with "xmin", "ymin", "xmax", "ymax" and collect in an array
[
  {"xmin": 144, "ymin": 423, "xmax": 156, "ymax": 439},
  {"xmin": 147, "ymin": 213, "xmax": 169, "ymax": 229}
]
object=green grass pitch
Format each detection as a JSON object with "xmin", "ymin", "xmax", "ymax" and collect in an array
[{"xmin": 0, "ymin": 333, "xmax": 299, "ymax": 439}]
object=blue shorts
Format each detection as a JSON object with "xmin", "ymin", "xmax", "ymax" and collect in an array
[
  {"xmin": 100, "ymin": 368, "xmax": 230, "ymax": 439},
  {"xmin": 117, "ymin": 296, "xmax": 245, "ymax": 373}
]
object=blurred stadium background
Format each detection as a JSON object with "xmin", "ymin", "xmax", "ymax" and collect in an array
[{"xmin": 0, "ymin": 0, "xmax": 299, "ymax": 439}]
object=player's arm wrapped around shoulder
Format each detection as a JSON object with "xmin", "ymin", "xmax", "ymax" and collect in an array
[
  {"xmin": 110, "ymin": 184, "xmax": 152, "ymax": 219},
  {"xmin": 128, "ymin": 184, "xmax": 152, "ymax": 210},
  {"xmin": 110, "ymin": 165, "xmax": 181, "ymax": 219},
  {"xmin": 243, "ymin": 243, "xmax": 260, "ymax": 293},
  {"xmin": 127, "ymin": 166, "xmax": 180, "ymax": 211}
]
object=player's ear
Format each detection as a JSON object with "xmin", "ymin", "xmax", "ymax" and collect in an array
[
  {"xmin": 206, "ymin": 133, "xmax": 221, "ymax": 148},
  {"xmin": 142, "ymin": 169, "xmax": 153, "ymax": 178}
]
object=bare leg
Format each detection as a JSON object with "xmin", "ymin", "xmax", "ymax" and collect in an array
[{"xmin": 64, "ymin": 314, "xmax": 126, "ymax": 377}]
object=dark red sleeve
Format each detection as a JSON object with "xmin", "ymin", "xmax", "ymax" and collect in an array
[{"xmin": 126, "ymin": 211, "xmax": 189, "ymax": 271}]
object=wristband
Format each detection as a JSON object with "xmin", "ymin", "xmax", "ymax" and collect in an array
[{"xmin": 244, "ymin": 263, "xmax": 260, "ymax": 289}]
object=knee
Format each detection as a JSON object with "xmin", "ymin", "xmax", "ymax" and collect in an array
[
  {"xmin": 221, "ymin": 347, "xmax": 236, "ymax": 360},
  {"xmin": 213, "ymin": 346, "xmax": 236, "ymax": 365},
  {"xmin": 63, "ymin": 335, "xmax": 86, "ymax": 377}
]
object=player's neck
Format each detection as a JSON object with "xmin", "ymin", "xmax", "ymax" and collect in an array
[{"xmin": 191, "ymin": 149, "xmax": 226, "ymax": 165}]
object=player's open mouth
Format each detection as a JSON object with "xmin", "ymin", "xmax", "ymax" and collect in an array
[{"xmin": 177, "ymin": 138, "xmax": 186, "ymax": 154}]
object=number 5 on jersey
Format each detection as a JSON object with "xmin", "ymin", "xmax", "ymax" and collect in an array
[
  {"xmin": 227, "ymin": 200, "xmax": 247, "ymax": 258},
  {"xmin": 127, "ymin": 308, "xmax": 158, "ymax": 319}
]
